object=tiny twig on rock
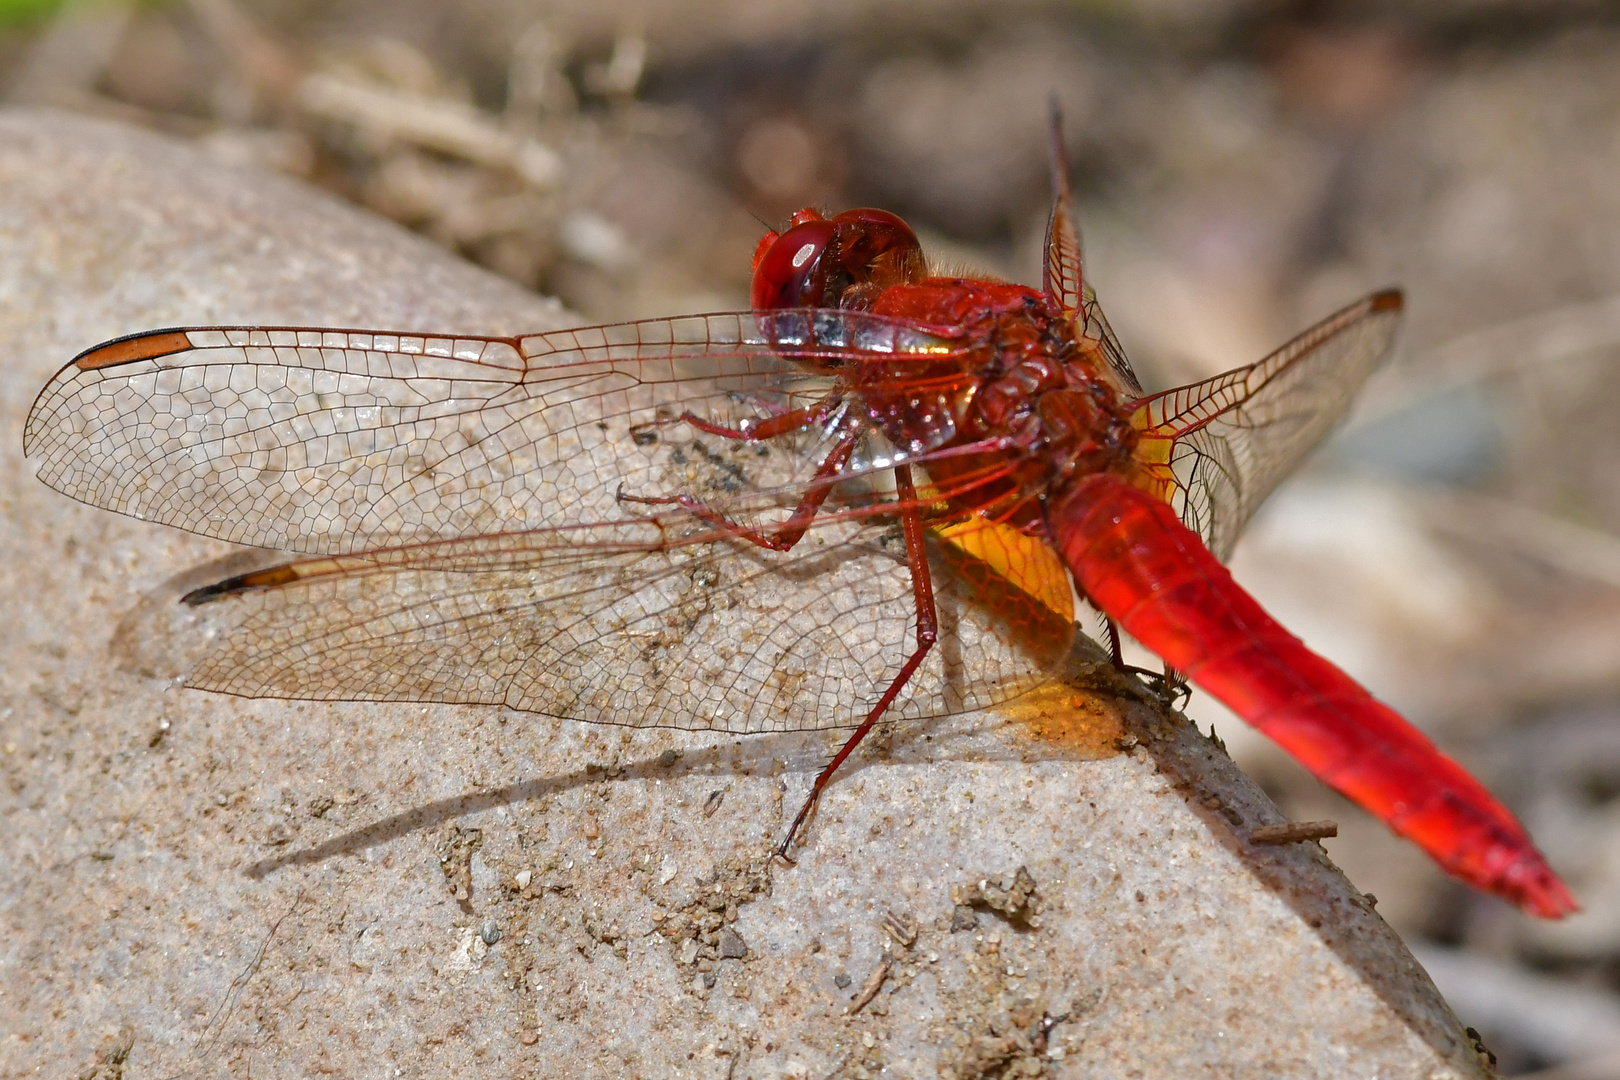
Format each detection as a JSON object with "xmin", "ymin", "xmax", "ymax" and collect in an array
[
  {"xmin": 1250, "ymin": 820, "xmax": 1338, "ymax": 845},
  {"xmin": 847, "ymin": 959, "xmax": 891, "ymax": 1014}
]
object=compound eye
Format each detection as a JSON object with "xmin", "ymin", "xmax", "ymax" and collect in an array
[{"xmin": 750, "ymin": 219, "xmax": 836, "ymax": 310}]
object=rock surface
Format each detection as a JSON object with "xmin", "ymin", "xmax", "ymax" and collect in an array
[{"xmin": 0, "ymin": 108, "xmax": 1489, "ymax": 1079}]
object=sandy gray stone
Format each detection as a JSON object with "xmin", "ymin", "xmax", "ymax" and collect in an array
[{"xmin": 0, "ymin": 108, "xmax": 1489, "ymax": 1078}]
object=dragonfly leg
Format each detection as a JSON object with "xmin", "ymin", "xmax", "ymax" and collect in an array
[
  {"xmin": 1101, "ymin": 616, "xmax": 1189, "ymax": 704},
  {"xmin": 1105, "ymin": 618, "xmax": 1125, "ymax": 669},
  {"xmin": 618, "ymin": 434, "xmax": 858, "ymax": 552},
  {"xmin": 629, "ymin": 397, "xmax": 837, "ymax": 444},
  {"xmin": 776, "ymin": 463, "xmax": 937, "ymax": 859},
  {"xmin": 1160, "ymin": 664, "xmax": 1191, "ymax": 709}
]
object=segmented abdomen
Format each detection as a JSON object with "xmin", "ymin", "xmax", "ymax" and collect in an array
[{"xmin": 1048, "ymin": 471, "xmax": 1576, "ymax": 917}]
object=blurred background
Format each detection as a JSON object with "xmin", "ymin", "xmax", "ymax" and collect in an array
[{"xmin": 4, "ymin": 0, "xmax": 1619, "ymax": 1073}]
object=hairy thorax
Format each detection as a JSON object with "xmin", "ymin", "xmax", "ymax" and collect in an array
[{"xmin": 856, "ymin": 277, "xmax": 1140, "ymax": 530}]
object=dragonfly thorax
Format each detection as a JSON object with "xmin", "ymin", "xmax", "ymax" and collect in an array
[
  {"xmin": 750, "ymin": 205, "xmax": 1139, "ymax": 520},
  {"xmin": 848, "ymin": 279, "xmax": 1140, "ymax": 526}
]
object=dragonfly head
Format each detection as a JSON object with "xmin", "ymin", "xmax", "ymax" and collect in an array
[{"xmin": 751, "ymin": 207, "xmax": 926, "ymax": 312}]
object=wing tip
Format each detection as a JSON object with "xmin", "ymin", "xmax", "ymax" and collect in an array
[
  {"xmin": 1046, "ymin": 96, "xmax": 1067, "ymax": 189},
  {"xmin": 182, "ymin": 563, "xmax": 302, "ymax": 605},
  {"xmin": 74, "ymin": 329, "xmax": 195, "ymax": 370},
  {"xmin": 1368, "ymin": 288, "xmax": 1404, "ymax": 314}
]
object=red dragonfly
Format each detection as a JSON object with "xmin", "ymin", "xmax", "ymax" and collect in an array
[{"xmin": 24, "ymin": 117, "xmax": 1575, "ymax": 918}]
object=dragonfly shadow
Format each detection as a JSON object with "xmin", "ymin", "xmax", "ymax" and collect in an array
[
  {"xmin": 237, "ymin": 731, "xmax": 814, "ymax": 879},
  {"xmin": 109, "ymin": 549, "xmax": 289, "ymax": 682},
  {"xmin": 236, "ymin": 694, "xmax": 1123, "ymax": 881}
]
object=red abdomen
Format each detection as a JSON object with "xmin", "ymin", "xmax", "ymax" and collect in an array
[{"xmin": 1048, "ymin": 471, "xmax": 1577, "ymax": 917}]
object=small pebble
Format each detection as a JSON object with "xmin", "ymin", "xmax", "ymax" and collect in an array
[
  {"xmin": 514, "ymin": 869, "xmax": 532, "ymax": 890},
  {"xmin": 834, "ymin": 972, "xmax": 852, "ymax": 989},
  {"xmin": 718, "ymin": 927, "xmax": 749, "ymax": 959},
  {"xmin": 882, "ymin": 911, "xmax": 918, "ymax": 947},
  {"xmin": 480, "ymin": 919, "xmax": 502, "ymax": 945}
]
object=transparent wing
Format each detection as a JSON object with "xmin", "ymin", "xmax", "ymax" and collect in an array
[
  {"xmin": 1130, "ymin": 289, "xmax": 1404, "ymax": 560},
  {"xmin": 1042, "ymin": 136, "xmax": 1083, "ymax": 319},
  {"xmin": 177, "ymin": 500, "xmax": 1076, "ymax": 731},
  {"xmin": 1077, "ymin": 287, "xmax": 1143, "ymax": 398},
  {"xmin": 1043, "ymin": 102, "xmax": 1145, "ymax": 397},
  {"xmin": 23, "ymin": 311, "xmax": 970, "ymax": 555}
]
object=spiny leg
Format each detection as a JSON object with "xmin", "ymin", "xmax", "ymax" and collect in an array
[
  {"xmin": 629, "ymin": 396, "xmax": 840, "ymax": 445},
  {"xmin": 1105, "ymin": 618, "xmax": 1125, "ymax": 668},
  {"xmin": 1104, "ymin": 615, "xmax": 1186, "ymax": 704},
  {"xmin": 625, "ymin": 404, "xmax": 936, "ymax": 855},
  {"xmin": 1159, "ymin": 663, "xmax": 1192, "ymax": 709},
  {"xmin": 620, "ymin": 434, "xmax": 858, "ymax": 552},
  {"xmin": 776, "ymin": 463, "xmax": 938, "ymax": 858},
  {"xmin": 1104, "ymin": 616, "xmax": 1159, "ymax": 679}
]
